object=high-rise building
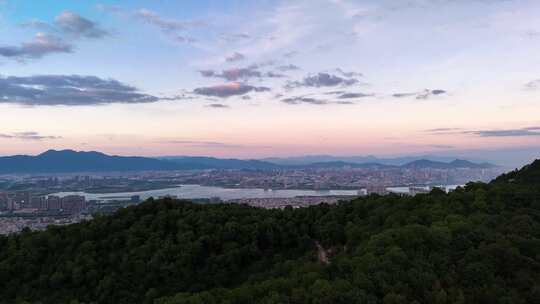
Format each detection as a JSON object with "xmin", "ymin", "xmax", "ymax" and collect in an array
[
  {"xmin": 47, "ymin": 196, "xmax": 62, "ymax": 211},
  {"xmin": 13, "ymin": 192, "xmax": 31, "ymax": 209},
  {"xmin": 30, "ymin": 196, "xmax": 47, "ymax": 210},
  {"xmin": 61, "ymin": 195, "xmax": 86, "ymax": 214},
  {"xmin": 7, "ymin": 198, "xmax": 17, "ymax": 211},
  {"xmin": 0, "ymin": 192, "xmax": 8, "ymax": 211}
]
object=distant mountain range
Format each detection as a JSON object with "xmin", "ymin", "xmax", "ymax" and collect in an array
[
  {"xmin": 261, "ymin": 154, "xmax": 486, "ymax": 166},
  {"xmin": 0, "ymin": 150, "xmax": 497, "ymax": 174},
  {"xmin": 0, "ymin": 150, "xmax": 176, "ymax": 173},
  {"xmin": 160, "ymin": 156, "xmax": 280, "ymax": 170},
  {"xmin": 402, "ymin": 159, "xmax": 495, "ymax": 169}
]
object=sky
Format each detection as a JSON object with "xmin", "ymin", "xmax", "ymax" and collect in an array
[{"xmin": 0, "ymin": 0, "xmax": 539, "ymax": 165}]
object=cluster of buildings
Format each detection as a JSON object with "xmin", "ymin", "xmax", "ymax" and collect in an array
[
  {"xmin": 1, "ymin": 174, "xmax": 178, "ymax": 195},
  {"xmin": 0, "ymin": 165, "xmax": 490, "ymax": 235},
  {"xmin": 0, "ymin": 215, "xmax": 90, "ymax": 235},
  {"xmin": 0, "ymin": 191, "xmax": 90, "ymax": 234},
  {"xmin": 0, "ymin": 191, "xmax": 141, "ymax": 235},
  {"xmin": 172, "ymin": 167, "xmax": 502, "ymax": 190},
  {"xmin": 229, "ymin": 195, "xmax": 356, "ymax": 209},
  {"xmin": 0, "ymin": 191, "xmax": 87, "ymax": 215}
]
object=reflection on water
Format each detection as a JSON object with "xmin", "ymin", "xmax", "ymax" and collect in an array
[
  {"xmin": 387, "ymin": 185, "xmax": 462, "ymax": 194},
  {"xmin": 51, "ymin": 184, "xmax": 359, "ymax": 201}
]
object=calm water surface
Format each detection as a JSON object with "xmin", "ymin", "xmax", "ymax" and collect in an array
[{"xmin": 51, "ymin": 184, "xmax": 360, "ymax": 201}]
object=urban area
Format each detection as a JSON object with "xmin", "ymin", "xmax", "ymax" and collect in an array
[{"xmin": 0, "ymin": 165, "xmax": 503, "ymax": 234}]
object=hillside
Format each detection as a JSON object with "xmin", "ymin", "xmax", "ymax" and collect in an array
[
  {"xmin": 0, "ymin": 150, "xmax": 179, "ymax": 173},
  {"xmin": 262, "ymin": 155, "xmax": 463, "ymax": 166},
  {"xmin": 0, "ymin": 160, "xmax": 539, "ymax": 303},
  {"xmin": 0, "ymin": 150, "xmax": 281, "ymax": 173},
  {"xmin": 295, "ymin": 161, "xmax": 393, "ymax": 169},
  {"xmin": 160, "ymin": 156, "xmax": 280, "ymax": 170},
  {"xmin": 493, "ymin": 159, "xmax": 540, "ymax": 184},
  {"xmin": 402, "ymin": 159, "xmax": 495, "ymax": 169}
]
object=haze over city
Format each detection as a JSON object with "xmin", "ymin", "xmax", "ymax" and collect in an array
[{"xmin": 1, "ymin": 0, "xmax": 539, "ymax": 165}]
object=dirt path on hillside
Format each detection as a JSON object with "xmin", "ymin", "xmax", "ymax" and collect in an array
[{"xmin": 315, "ymin": 241, "xmax": 330, "ymax": 265}]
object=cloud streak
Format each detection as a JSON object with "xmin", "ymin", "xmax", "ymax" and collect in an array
[
  {"xmin": 101, "ymin": 6, "xmax": 202, "ymax": 44},
  {"xmin": 393, "ymin": 89, "xmax": 447, "ymax": 99},
  {"xmin": 0, "ymin": 75, "xmax": 159, "ymax": 106},
  {"xmin": 3, "ymin": 11, "xmax": 108, "ymax": 61},
  {"xmin": 206, "ymin": 103, "xmax": 230, "ymax": 108},
  {"xmin": 0, "ymin": 131, "xmax": 61, "ymax": 141},
  {"xmin": 281, "ymin": 95, "xmax": 357, "ymax": 105},
  {"xmin": 225, "ymin": 52, "xmax": 246, "ymax": 62},
  {"xmin": 54, "ymin": 11, "xmax": 109, "ymax": 39},
  {"xmin": 193, "ymin": 82, "xmax": 270, "ymax": 98},
  {"xmin": 23, "ymin": 11, "xmax": 109, "ymax": 39},
  {"xmin": 276, "ymin": 64, "xmax": 300, "ymax": 71},
  {"xmin": 428, "ymin": 126, "xmax": 540, "ymax": 137},
  {"xmin": 425, "ymin": 128, "xmax": 463, "ymax": 135},
  {"xmin": 336, "ymin": 68, "xmax": 363, "ymax": 78},
  {"xmin": 132, "ymin": 8, "xmax": 203, "ymax": 44},
  {"xmin": 0, "ymin": 33, "xmax": 72, "ymax": 60},
  {"xmin": 286, "ymin": 72, "xmax": 359, "ymax": 89},
  {"xmin": 135, "ymin": 9, "xmax": 203, "ymax": 32},
  {"xmin": 524, "ymin": 79, "xmax": 540, "ymax": 90},
  {"xmin": 337, "ymin": 92, "xmax": 373, "ymax": 99},
  {"xmin": 200, "ymin": 66, "xmax": 262, "ymax": 81},
  {"xmin": 282, "ymin": 96, "xmax": 328, "ymax": 105},
  {"xmin": 467, "ymin": 127, "xmax": 540, "ymax": 137},
  {"xmin": 199, "ymin": 65, "xmax": 285, "ymax": 81}
]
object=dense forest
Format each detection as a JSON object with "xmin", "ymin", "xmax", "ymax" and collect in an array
[{"xmin": 1, "ymin": 160, "xmax": 540, "ymax": 304}]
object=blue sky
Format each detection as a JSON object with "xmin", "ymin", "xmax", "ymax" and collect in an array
[{"xmin": 0, "ymin": 0, "xmax": 539, "ymax": 166}]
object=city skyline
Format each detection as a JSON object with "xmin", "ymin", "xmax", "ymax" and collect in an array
[{"xmin": 1, "ymin": 0, "xmax": 539, "ymax": 162}]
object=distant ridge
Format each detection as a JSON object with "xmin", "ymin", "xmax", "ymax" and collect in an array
[
  {"xmin": 0, "ymin": 150, "xmax": 497, "ymax": 174},
  {"xmin": 402, "ymin": 159, "xmax": 496, "ymax": 169},
  {"xmin": 295, "ymin": 161, "xmax": 393, "ymax": 169},
  {"xmin": 0, "ymin": 150, "xmax": 178, "ymax": 173},
  {"xmin": 296, "ymin": 159, "xmax": 495, "ymax": 170},
  {"xmin": 159, "ymin": 156, "xmax": 280, "ymax": 170},
  {"xmin": 161, "ymin": 157, "xmax": 495, "ymax": 170},
  {"xmin": 261, "ymin": 154, "xmax": 496, "ymax": 166}
]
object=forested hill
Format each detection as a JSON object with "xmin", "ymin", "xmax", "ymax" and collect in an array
[
  {"xmin": 493, "ymin": 159, "xmax": 540, "ymax": 185},
  {"xmin": 1, "ymin": 161, "xmax": 540, "ymax": 303}
]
